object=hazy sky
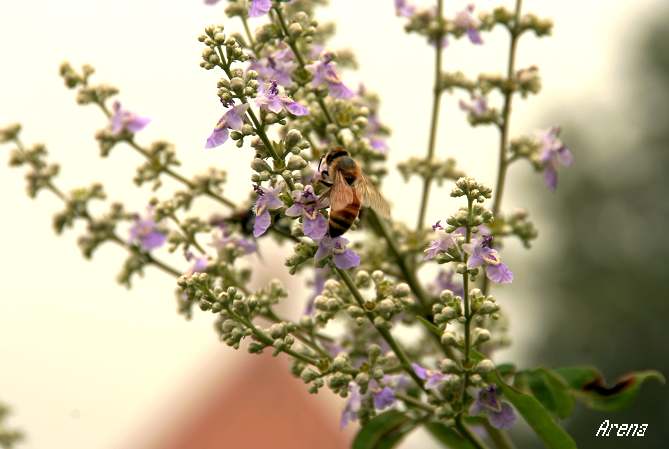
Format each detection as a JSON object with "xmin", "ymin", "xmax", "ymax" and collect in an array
[{"xmin": 0, "ymin": 1, "xmax": 660, "ymax": 448}]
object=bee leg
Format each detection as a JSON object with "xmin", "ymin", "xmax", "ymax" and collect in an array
[{"xmin": 318, "ymin": 179, "xmax": 333, "ymax": 187}]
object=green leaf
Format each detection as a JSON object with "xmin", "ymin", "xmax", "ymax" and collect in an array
[
  {"xmin": 553, "ymin": 366, "xmax": 600, "ymax": 389},
  {"xmin": 521, "ymin": 369, "xmax": 575, "ymax": 419},
  {"xmin": 554, "ymin": 367, "xmax": 665, "ymax": 412},
  {"xmin": 353, "ymin": 410, "xmax": 414, "ymax": 449},
  {"xmin": 425, "ymin": 423, "xmax": 477, "ymax": 449},
  {"xmin": 495, "ymin": 373, "xmax": 578, "ymax": 449}
]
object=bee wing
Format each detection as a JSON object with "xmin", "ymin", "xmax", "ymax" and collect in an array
[
  {"xmin": 330, "ymin": 170, "xmax": 356, "ymax": 213},
  {"xmin": 355, "ymin": 173, "xmax": 391, "ymax": 218}
]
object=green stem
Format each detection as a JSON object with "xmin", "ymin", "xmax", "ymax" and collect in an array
[
  {"xmin": 333, "ymin": 265, "xmax": 428, "ymax": 393},
  {"xmin": 416, "ymin": 0, "xmax": 445, "ymax": 232},
  {"xmin": 241, "ymin": 15, "xmax": 255, "ymax": 49},
  {"xmin": 272, "ymin": 6, "xmax": 337, "ymax": 131},
  {"xmin": 461, "ymin": 198, "xmax": 474, "ymax": 402},
  {"xmin": 395, "ymin": 392, "xmax": 437, "ymax": 413},
  {"xmin": 235, "ymin": 312, "xmax": 320, "ymax": 367},
  {"xmin": 490, "ymin": 0, "xmax": 523, "ymax": 218},
  {"xmin": 485, "ymin": 0, "xmax": 523, "ymax": 297},
  {"xmin": 367, "ymin": 209, "xmax": 430, "ymax": 314}
]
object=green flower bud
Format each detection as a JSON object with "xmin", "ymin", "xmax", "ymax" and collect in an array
[
  {"xmin": 476, "ymin": 359, "xmax": 495, "ymax": 374},
  {"xmin": 472, "ymin": 328, "xmax": 491, "ymax": 345},
  {"xmin": 441, "ymin": 331, "xmax": 457, "ymax": 346},
  {"xmin": 287, "ymin": 155, "xmax": 307, "ymax": 170}
]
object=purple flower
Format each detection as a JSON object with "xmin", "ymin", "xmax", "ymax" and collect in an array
[
  {"xmin": 315, "ymin": 236, "xmax": 360, "ymax": 270},
  {"xmin": 285, "ymin": 185, "xmax": 327, "ymax": 240},
  {"xmin": 248, "ymin": 0, "xmax": 271, "ymax": 17},
  {"xmin": 365, "ymin": 113, "xmax": 389, "ymax": 154},
  {"xmin": 462, "ymin": 235, "xmax": 513, "ymax": 284},
  {"xmin": 255, "ymin": 81, "xmax": 309, "ymax": 116},
  {"xmin": 470, "ymin": 385, "xmax": 516, "ymax": 429},
  {"xmin": 205, "ymin": 104, "xmax": 249, "ymax": 149},
  {"xmin": 185, "ymin": 251, "xmax": 209, "ymax": 274},
  {"xmin": 454, "ymin": 4, "xmax": 483, "ymax": 45},
  {"xmin": 305, "ymin": 268, "xmax": 327, "ymax": 314},
  {"xmin": 412, "ymin": 363, "xmax": 446, "ymax": 390},
  {"xmin": 129, "ymin": 209, "xmax": 166, "ymax": 251},
  {"xmin": 430, "ymin": 269, "xmax": 464, "ymax": 298},
  {"xmin": 340, "ymin": 377, "xmax": 407, "ymax": 428},
  {"xmin": 459, "ymin": 95, "xmax": 489, "ymax": 118},
  {"xmin": 424, "ymin": 229, "xmax": 460, "ymax": 260},
  {"xmin": 373, "ymin": 387, "xmax": 396, "ymax": 410},
  {"xmin": 110, "ymin": 101, "xmax": 150, "ymax": 135},
  {"xmin": 249, "ymin": 45, "xmax": 296, "ymax": 86},
  {"xmin": 307, "ymin": 53, "xmax": 355, "ymax": 99},
  {"xmin": 394, "ymin": 0, "xmax": 415, "ymax": 17},
  {"xmin": 340, "ymin": 382, "xmax": 362, "ymax": 428},
  {"xmin": 539, "ymin": 126, "xmax": 573, "ymax": 191},
  {"xmin": 253, "ymin": 184, "xmax": 284, "ymax": 237}
]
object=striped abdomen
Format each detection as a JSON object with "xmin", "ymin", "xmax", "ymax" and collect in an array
[{"xmin": 328, "ymin": 194, "xmax": 361, "ymax": 237}]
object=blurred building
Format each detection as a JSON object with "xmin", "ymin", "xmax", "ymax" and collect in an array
[{"xmin": 140, "ymin": 353, "xmax": 349, "ymax": 449}]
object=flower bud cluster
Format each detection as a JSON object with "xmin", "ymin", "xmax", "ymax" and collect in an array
[{"xmin": 199, "ymin": 25, "xmax": 249, "ymax": 71}]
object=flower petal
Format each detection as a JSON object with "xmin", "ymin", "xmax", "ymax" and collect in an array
[
  {"xmin": 334, "ymin": 249, "xmax": 360, "ymax": 269},
  {"xmin": 486, "ymin": 263, "xmax": 513, "ymax": 284},
  {"xmin": 253, "ymin": 209, "xmax": 271, "ymax": 237},
  {"xmin": 285, "ymin": 100, "xmax": 309, "ymax": 116},
  {"xmin": 304, "ymin": 214, "xmax": 328, "ymax": 240},
  {"xmin": 205, "ymin": 127, "xmax": 229, "ymax": 149},
  {"xmin": 488, "ymin": 403, "xmax": 516, "ymax": 429}
]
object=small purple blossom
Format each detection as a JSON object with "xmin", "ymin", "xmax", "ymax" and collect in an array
[
  {"xmin": 129, "ymin": 209, "xmax": 166, "ymax": 251},
  {"xmin": 470, "ymin": 385, "xmax": 517, "ymax": 429},
  {"xmin": 539, "ymin": 126, "xmax": 573, "ymax": 191},
  {"xmin": 412, "ymin": 363, "xmax": 446, "ymax": 390},
  {"xmin": 424, "ymin": 229, "xmax": 459, "ymax": 260},
  {"xmin": 454, "ymin": 4, "xmax": 483, "ymax": 45},
  {"xmin": 459, "ymin": 95, "xmax": 489, "ymax": 118},
  {"xmin": 307, "ymin": 53, "xmax": 354, "ymax": 99},
  {"xmin": 255, "ymin": 80, "xmax": 309, "ymax": 116},
  {"xmin": 341, "ymin": 377, "xmax": 409, "ymax": 428},
  {"xmin": 394, "ymin": 0, "xmax": 415, "ymax": 17},
  {"xmin": 249, "ymin": 45, "xmax": 296, "ymax": 86},
  {"xmin": 373, "ymin": 386, "xmax": 396, "ymax": 410},
  {"xmin": 462, "ymin": 235, "xmax": 513, "ymax": 284},
  {"xmin": 340, "ymin": 382, "xmax": 362, "ymax": 428},
  {"xmin": 365, "ymin": 113, "xmax": 389, "ymax": 154},
  {"xmin": 253, "ymin": 184, "xmax": 284, "ymax": 237},
  {"xmin": 248, "ymin": 0, "xmax": 271, "ymax": 17},
  {"xmin": 315, "ymin": 236, "xmax": 360, "ymax": 270},
  {"xmin": 285, "ymin": 185, "xmax": 327, "ymax": 240},
  {"xmin": 110, "ymin": 101, "xmax": 150, "ymax": 135},
  {"xmin": 205, "ymin": 104, "xmax": 249, "ymax": 149},
  {"xmin": 185, "ymin": 251, "xmax": 209, "ymax": 274}
]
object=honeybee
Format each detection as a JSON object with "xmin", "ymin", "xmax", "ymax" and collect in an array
[{"xmin": 318, "ymin": 148, "xmax": 390, "ymax": 237}]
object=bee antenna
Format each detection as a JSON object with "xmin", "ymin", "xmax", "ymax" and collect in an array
[{"xmin": 318, "ymin": 155, "xmax": 325, "ymax": 172}]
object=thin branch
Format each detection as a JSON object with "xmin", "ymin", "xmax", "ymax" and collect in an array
[{"xmin": 416, "ymin": 0, "xmax": 445, "ymax": 232}]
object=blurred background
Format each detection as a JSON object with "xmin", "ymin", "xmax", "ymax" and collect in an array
[{"xmin": 0, "ymin": 0, "xmax": 666, "ymax": 448}]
